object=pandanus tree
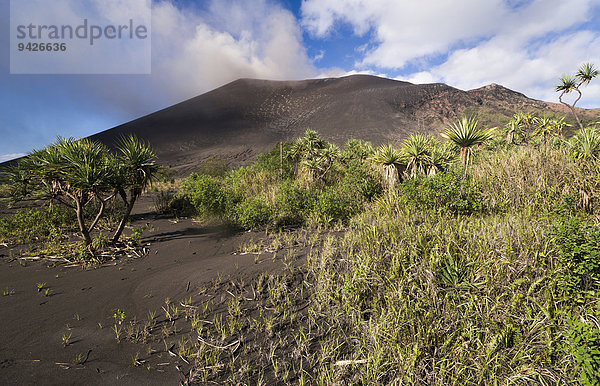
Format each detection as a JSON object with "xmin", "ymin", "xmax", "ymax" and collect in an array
[
  {"xmin": 428, "ymin": 141, "xmax": 456, "ymax": 176},
  {"xmin": 532, "ymin": 115, "xmax": 570, "ymax": 148},
  {"xmin": 441, "ymin": 116, "xmax": 493, "ymax": 168},
  {"xmin": 290, "ymin": 129, "xmax": 327, "ymax": 161},
  {"xmin": 292, "ymin": 129, "xmax": 338, "ymax": 183},
  {"xmin": 111, "ymin": 135, "xmax": 158, "ymax": 244},
  {"xmin": 532, "ymin": 116, "xmax": 554, "ymax": 146},
  {"xmin": 1, "ymin": 158, "xmax": 36, "ymax": 200},
  {"xmin": 505, "ymin": 121, "xmax": 520, "ymax": 145},
  {"xmin": 506, "ymin": 112, "xmax": 535, "ymax": 144},
  {"xmin": 401, "ymin": 134, "xmax": 433, "ymax": 179},
  {"xmin": 370, "ymin": 144, "xmax": 404, "ymax": 188},
  {"xmin": 14, "ymin": 135, "xmax": 158, "ymax": 247},
  {"xmin": 29, "ymin": 138, "xmax": 115, "ymax": 246},
  {"xmin": 555, "ymin": 62, "xmax": 599, "ymax": 130},
  {"xmin": 340, "ymin": 138, "xmax": 374, "ymax": 163}
]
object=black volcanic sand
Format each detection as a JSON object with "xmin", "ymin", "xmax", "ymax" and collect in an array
[{"xmin": 0, "ymin": 197, "xmax": 303, "ymax": 384}]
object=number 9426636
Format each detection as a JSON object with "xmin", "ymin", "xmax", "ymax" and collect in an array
[{"xmin": 18, "ymin": 42, "xmax": 67, "ymax": 52}]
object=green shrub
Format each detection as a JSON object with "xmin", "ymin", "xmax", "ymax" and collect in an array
[
  {"xmin": 154, "ymin": 190, "xmax": 175, "ymax": 213},
  {"xmin": 399, "ymin": 169, "xmax": 483, "ymax": 215},
  {"xmin": 274, "ymin": 180, "xmax": 314, "ymax": 226},
  {"xmin": 550, "ymin": 216, "xmax": 600, "ymax": 301},
  {"xmin": 225, "ymin": 167, "xmax": 277, "ymax": 202},
  {"xmin": 565, "ymin": 309, "xmax": 600, "ymax": 385},
  {"xmin": 254, "ymin": 142, "xmax": 296, "ymax": 177},
  {"xmin": 0, "ymin": 207, "xmax": 75, "ymax": 244},
  {"xmin": 168, "ymin": 195, "xmax": 196, "ymax": 216},
  {"xmin": 341, "ymin": 160, "xmax": 382, "ymax": 201},
  {"xmin": 180, "ymin": 174, "xmax": 227, "ymax": 217},
  {"xmin": 91, "ymin": 233, "xmax": 110, "ymax": 250},
  {"xmin": 312, "ymin": 186, "xmax": 360, "ymax": 225},
  {"xmin": 229, "ymin": 197, "xmax": 272, "ymax": 230},
  {"xmin": 552, "ymin": 193, "xmax": 579, "ymax": 216}
]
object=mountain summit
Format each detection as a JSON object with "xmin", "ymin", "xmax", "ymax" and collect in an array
[{"xmin": 90, "ymin": 74, "xmax": 596, "ymax": 173}]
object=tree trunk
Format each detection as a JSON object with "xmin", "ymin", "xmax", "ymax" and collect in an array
[
  {"xmin": 112, "ymin": 192, "xmax": 137, "ymax": 244},
  {"xmin": 75, "ymin": 199, "xmax": 92, "ymax": 246},
  {"xmin": 88, "ymin": 197, "xmax": 106, "ymax": 234},
  {"xmin": 460, "ymin": 148, "xmax": 469, "ymax": 167},
  {"xmin": 559, "ymin": 91, "xmax": 583, "ymax": 130},
  {"xmin": 383, "ymin": 164, "xmax": 399, "ymax": 189}
]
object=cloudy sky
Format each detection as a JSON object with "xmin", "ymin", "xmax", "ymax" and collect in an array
[{"xmin": 1, "ymin": 0, "xmax": 599, "ymax": 162}]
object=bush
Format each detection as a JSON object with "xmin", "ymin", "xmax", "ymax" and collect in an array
[
  {"xmin": 0, "ymin": 207, "xmax": 75, "ymax": 244},
  {"xmin": 312, "ymin": 186, "xmax": 360, "ymax": 225},
  {"xmin": 341, "ymin": 160, "xmax": 382, "ymax": 201},
  {"xmin": 565, "ymin": 309, "xmax": 600, "ymax": 385},
  {"xmin": 154, "ymin": 190, "xmax": 175, "ymax": 213},
  {"xmin": 550, "ymin": 216, "xmax": 600, "ymax": 301},
  {"xmin": 225, "ymin": 167, "xmax": 277, "ymax": 203},
  {"xmin": 399, "ymin": 169, "xmax": 483, "ymax": 215},
  {"xmin": 274, "ymin": 180, "xmax": 314, "ymax": 226},
  {"xmin": 254, "ymin": 142, "xmax": 296, "ymax": 177},
  {"xmin": 229, "ymin": 197, "xmax": 272, "ymax": 230},
  {"xmin": 180, "ymin": 174, "xmax": 227, "ymax": 217}
]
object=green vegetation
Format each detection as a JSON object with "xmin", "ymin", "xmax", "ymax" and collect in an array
[
  {"xmin": 172, "ymin": 129, "xmax": 384, "ymax": 229},
  {"xmin": 148, "ymin": 105, "xmax": 600, "ymax": 383},
  {"xmin": 441, "ymin": 116, "xmax": 493, "ymax": 166},
  {"xmin": 0, "ymin": 135, "xmax": 157, "ymax": 262},
  {"xmin": 1, "ymin": 64, "xmax": 600, "ymax": 383},
  {"xmin": 556, "ymin": 62, "xmax": 599, "ymax": 130}
]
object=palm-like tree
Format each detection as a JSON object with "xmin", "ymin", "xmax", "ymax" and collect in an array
[
  {"xmin": 291, "ymin": 129, "xmax": 339, "ymax": 183},
  {"xmin": 112, "ymin": 135, "xmax": 158, "ymax": 244},
  {"xmin": 1, "ymin": 158, "xmax": 35, "ymax": 200},
  {"xmin": 30, "ymin": 138, "xmax": 114, "ymax": 245},
  {"xmin": 556, "ymin": 63, "xmax": 599, "ymax": 130},
  {"xmin": 515, "ymin": 112, "xmax": 536, "ymax": 143},
  {"xmin": 504, "ymin": 112, "xmax": 534, "ymax": 145},
  {"xmin": 551, "ymin": 116, "xmax": 569, "ymax": 137},
  {"xmin": 532, "ymin": 116, "xmax": 554, "ymax": 146},
  {"xmin": 401, "ymin": 134, "xmax": 433, "ymax": 178},
  {"xmin": 441, "ymin": 117, "xmax": 493, "ymax": 167},
  {"xmin": 340, "ymin": 138, "xmax": 374, "ymax": 162},
  {"xmin": 428, "ymin": 141, "xmax": 456, "ymax": 176},
  {"xmin": 291, "ymin": 128, "xmax": 326, "ymax": 160},
  {"xmin": 370, "ymin": 144, "xmax": 404, "ymax": 188},
  {"xmin": 504, "ymin": 121, "xmax": 520, "ymax": 145},
  {"xmin": 576, "ymin": 63, "xmax": 600, "ymax": 86},
  {"xmin": 556, "ymin": 74, "xmax": 583, "ymax": 130}
]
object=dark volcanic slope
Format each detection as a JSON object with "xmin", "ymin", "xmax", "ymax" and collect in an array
[{"xmin": 89, "ymin": 75, "xmax": 597, "ymax": 173}]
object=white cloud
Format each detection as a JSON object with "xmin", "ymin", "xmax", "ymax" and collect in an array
[
  {"xmin": 315, "ymin": 68, "xmax": 389, "ymax": 79},
  {"xmin": 401, "ymin": 71, "xmax": 438, "ymax": 85},
  {"xmin": 10, "ymin": 0, "xmax": 152, "ymax": 74},
  {"xmin": 301, "ymin": 0, "xmax": 600, "ymax": 106},
  {"xmin": 430, "ymin": 31, "xmax": 600, "ymax": 101},
  {"xmin": 13, "ymin": 0, "xmax": 318, "ymax": 110},
  {"xmin": 150, "ymin": 0, "xmax": 317, "ymax": 101},
  {"xmin": 0, "ymin": 153, "xmax": 26, "ymax": 163},
  {"xmin": 313, "ymin": 50, "xmax": 325, "ymax": 62}
]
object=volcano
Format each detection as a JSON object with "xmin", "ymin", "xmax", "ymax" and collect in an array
[{"xmin": 84, "ymin": 74, "xmax": 597, "ymax": 174}]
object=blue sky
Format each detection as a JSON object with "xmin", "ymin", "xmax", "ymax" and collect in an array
[{"xmin": 1, "ymin": 0, "xmax": 600, "ymax": 161}]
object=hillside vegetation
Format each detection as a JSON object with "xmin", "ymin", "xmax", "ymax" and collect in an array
[
  {"xmin": 2, "ymin": 63, "xmax": 600, "ymax": 383},
  {"xmin": 144, "ymin": 113, "xmax": 599, "ymax": 384}
]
